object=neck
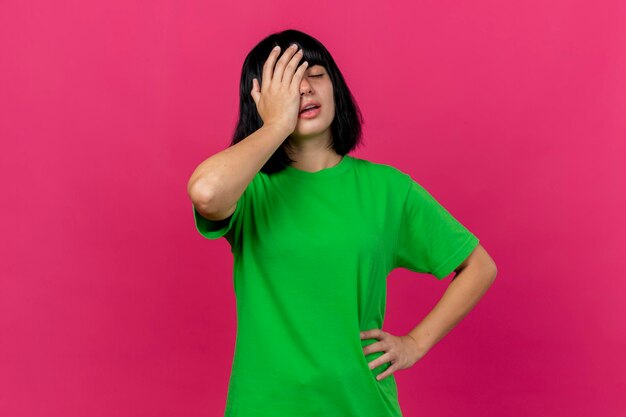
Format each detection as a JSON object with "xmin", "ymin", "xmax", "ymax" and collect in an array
[{"xmin": 285, "ymin": 142, "xmax": 342, "ymax": 173}]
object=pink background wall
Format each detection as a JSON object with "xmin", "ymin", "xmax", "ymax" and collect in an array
[{"xmin": 1, "ymin": 1, "xmax": 624, "ymax": 416}]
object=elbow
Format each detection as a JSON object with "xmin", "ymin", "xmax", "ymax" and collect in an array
[
  {"xmin": 188, "ymin": 178, "xmax": 237, "ymax": 221},
  {"xmin": 188, "ymin": 179, "xmax": 216, "ymax": 212},
  {"xmin": 478, "ymin": 245, "xmax": 498, "ymax": 282},
  {"xmin": 486, "ymin": 262, "xmax": 498, "ymax": 282},
  {"xmin": 187, "ymin": 176, "xmax": 206, "ymax": 200}
]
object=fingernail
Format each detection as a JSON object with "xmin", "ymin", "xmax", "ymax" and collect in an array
[{"xmin": 273, "ymin": 45, "xmax": 280, "ymax": 51}]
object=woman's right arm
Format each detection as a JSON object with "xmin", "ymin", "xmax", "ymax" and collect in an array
[
  {"xmin": 187, "ymin": 124, "xmax": 290, "ymax": 221},
  {"xmin": 187, "ymin": 43, "xmax": 308, "ymax": 221}
]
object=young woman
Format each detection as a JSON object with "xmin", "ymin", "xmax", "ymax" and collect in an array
[{"xmin": 187, "ymin": 29, "xmax": 497, "ymax": 417}]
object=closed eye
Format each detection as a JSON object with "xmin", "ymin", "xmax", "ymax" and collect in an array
[{"xmin": 309, "ymin": 74, "xmax": 324, "ymax": 77}]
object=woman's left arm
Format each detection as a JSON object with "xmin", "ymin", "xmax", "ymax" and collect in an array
[
  {"xmin": 361, "ymin": 244, "xmax": 497, "ymax": 381},
  {"xmin": 407, "ymin": 243, "xmax": 497, "ymax": 356}
]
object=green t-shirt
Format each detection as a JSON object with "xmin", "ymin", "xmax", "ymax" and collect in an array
[{"xmin": 192, "ymin": 154, "xmax": 479, "ymax": 416}]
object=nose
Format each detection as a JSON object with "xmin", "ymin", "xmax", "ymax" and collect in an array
[{"xmin": 299, "ymin": 77, "xmax": 313, "ymax": 95}]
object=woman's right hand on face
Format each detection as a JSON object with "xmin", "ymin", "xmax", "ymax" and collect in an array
[{"xmin": 250, "ymin": 44, "xmax": 309, "ymax": 135}]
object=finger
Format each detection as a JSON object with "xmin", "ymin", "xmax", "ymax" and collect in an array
[
  {"xmin": 290, "ymin": 60, "xmax": 309, "ymax": 92},
  {"xmin": 282, "ymin": 47, "xmax": 304, "ymax": 84},
  {"xmin": 362, "ymin": 340, "xmax": 386, "ymax": 355},
  {"xmin": 361, "ymin": 329, "xmax": 384, "ymax": 340},
  {"xmin": 375, "ymin": 363, "xmax": 398, "ymax": 381},
  {"xmin": 360, "ymin": 330, "xmax": 373, "ymax": 339},
  {"xmin": 273, "ymin": 44, "xmax": 299, "ymax": 87},
  {"xmin": 367, "ymin": 352, "xmax": 393, "ymax": 370},
  {"xmin": 261, "ymin": 45, "xmax": 281, "ymax": 92}
]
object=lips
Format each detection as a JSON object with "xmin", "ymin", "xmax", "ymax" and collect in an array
[{"xmin": 299, "ymin": 101, "xmax": 321, "ymax": 113}]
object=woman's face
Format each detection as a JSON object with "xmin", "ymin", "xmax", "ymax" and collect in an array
[{"xmin": 291, "ymin": 65, "xmax": 335, "ymax": 138}]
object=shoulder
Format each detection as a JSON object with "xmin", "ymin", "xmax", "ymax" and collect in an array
[{"xmin": 351, "ymin": 156, "xmax": 414, "ymax": 188}]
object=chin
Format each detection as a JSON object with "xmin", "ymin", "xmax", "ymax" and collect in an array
[{"xmin": 293, "ymin": 125, "xmax": 331, "ymax": 138}]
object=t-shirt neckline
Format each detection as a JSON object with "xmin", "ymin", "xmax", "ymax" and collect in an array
[{"xmin": 282, "ymin": 154, "xmax": 354, "ymax": 179}]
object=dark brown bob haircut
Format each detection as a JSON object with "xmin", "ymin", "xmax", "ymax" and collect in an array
[{"xmin": 230, "ymin": 29, "xmax": 364, "ymax": 174}]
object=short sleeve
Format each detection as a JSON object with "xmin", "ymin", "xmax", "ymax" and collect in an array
[
  {"xmin": 192, "ymin": 190, "xmax": 246, "ymax": 250},
  {"xmin": 393, "ymin": 177, "xmax": 479, "ymax": 279}
]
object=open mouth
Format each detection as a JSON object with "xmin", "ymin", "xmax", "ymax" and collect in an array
[{"xmin": 300, "ymin": 105, "xmax": 320, "ymax": 114}]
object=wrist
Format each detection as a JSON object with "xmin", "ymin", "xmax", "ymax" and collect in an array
[
  {"xmin": 407, "ymin": 329, "xmax": 433, "ymax": 356},
  {"xmin": 261, "ymin": 123, "xmax": 292, "ymax": 138}
]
